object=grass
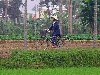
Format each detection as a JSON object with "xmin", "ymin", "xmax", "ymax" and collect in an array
[{"xmin": 0, "ymin": 67, "xmax": 100, "ymax": 75}]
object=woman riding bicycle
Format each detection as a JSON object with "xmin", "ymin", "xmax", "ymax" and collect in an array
[{"xmin": 47, "ymin": 15, "xmax": 61, "ymax": 48}]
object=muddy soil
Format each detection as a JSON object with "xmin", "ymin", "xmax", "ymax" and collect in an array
[
  {"xmin": 0, "ymin": 40, "xmax": 100, "ymax": 50},
  {"xmin": 0, "ymin": 40, "xmax": 100, "ymax": 57}
]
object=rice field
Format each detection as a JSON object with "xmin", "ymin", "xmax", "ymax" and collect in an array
[{"xmin": 0, "ymin": 67, "xmax": 100, "ymax": 75}]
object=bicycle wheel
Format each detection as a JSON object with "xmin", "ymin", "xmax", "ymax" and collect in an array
[{"xmin": 57, "ymin": 39, "xmax": 63, "ymax": 48}]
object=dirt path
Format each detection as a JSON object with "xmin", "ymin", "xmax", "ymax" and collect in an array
[
  {"xmin": 0, "ymin": 40, "xmax": 100, "ymax": 51},
  {"xmin": 0, "ymin": 40, "xmax": 100, "ymax": 58}
]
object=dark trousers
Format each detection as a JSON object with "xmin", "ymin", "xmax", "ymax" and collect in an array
[{"xmin": 50, "ymin": 34, "xmax": 61, "ymax": 46}]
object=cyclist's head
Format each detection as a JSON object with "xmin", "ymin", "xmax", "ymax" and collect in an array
[{"xmin": 51, "ymin": 15, "xmax": 58, "ymax": 21}]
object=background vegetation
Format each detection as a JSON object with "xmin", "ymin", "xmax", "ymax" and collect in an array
[{"xmin": 0, "ymin": 0, "xmax": 100, "ymax": 35}]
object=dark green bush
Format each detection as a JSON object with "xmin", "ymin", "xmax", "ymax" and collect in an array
[
  {"xmin": 0, "ymin": 34, "xmax": 39, "ymax": 40},
  {"xmin": 66, "ymin": 34, "xmax": 94, "ymax": 40},
  {"xmin": 97, "ymin": 34, "xmax": 100, "ymax": 40},
  {"xmin": 0, "ymin": 34, "xmax": 100, "ymax": 40},
  {"xmin": 1, "ymin": 48, "xmax": 100, "ymax": 69}
]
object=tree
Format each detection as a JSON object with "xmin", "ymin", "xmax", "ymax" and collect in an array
[
  {"xmin": 80, "ymin": 0, "xmax": 94, "ymax": 34},
  {"xmin": 58, "ymin": 0, "xmax": 63, "ymax": 35},
  {"xmin": 39, "ymin": 0, "xmax": 51, "ymax": 16},
  {"xmin": 0, "ymin": 1, "xmax": 6, "ymax": 18},
  {"xmin": 80, "ymin": 0, "xmax": 100, "ymax": 34},
  {"xmin": 0, "ymin": 0, "xmax": 22, "ymax": 24},
  {"xmin": 8, "ymin": 0, "xmax": 22, "ymax": 24},
  {"xmin": 93, "ymin": 0, "xmax": 97, "ymax": 48},
  {"xmin": 72, "ymin": 0, "xmax": 81, "ymax": 34}
]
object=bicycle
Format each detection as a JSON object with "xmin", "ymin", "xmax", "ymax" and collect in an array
[{"xmin": 40, "ymin": 29, "xmax": 69, "ymax": 50}]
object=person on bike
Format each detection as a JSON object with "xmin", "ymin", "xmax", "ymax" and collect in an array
[{"xmin": 47, "ymin": 15, "xmax": 61, "ymax": 48}]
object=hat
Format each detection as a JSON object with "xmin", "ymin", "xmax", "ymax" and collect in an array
[{"xmin": 51, "ymin": 15, "xmax": 58, "ymax": 20}]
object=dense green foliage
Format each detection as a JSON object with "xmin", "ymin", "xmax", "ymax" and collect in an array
[
  {"xmin": 67, "ymin": 34, "xmax": 100, "ymax": 40},
  {"xmin": 1, "ymin": 48, "xmax": 100, "ymax": 69},
  {"xmin": 80, "ymin": 0, "xmax": 100, "ymax": 33},
  {"xmin": 0, "ymin": 68, "xmax": 100, "ymax": 75},
  {"xmin": 0, "ymin": 0, "xmax": 100, "ymax": 35},
  {"xmin": 0, "ymin": 0, "xmax": 22, "ymax": 23},
  {"xmin": 80, "ymin": 0, "xmax": 94, "ymax": 33},
  {"xmin": 0, "ymin": 34, "xmax": 100, "ymax": 40},
  {"xmin": 0, "ymin": 20, "xmax": 100, "ymax": 40},
  {"xmin": 0, "ymin": 21, "xmax": 23, "ymax": 35},
  {"xmin": 8, "ymin": 0, "xmax": 22, "ymax": 23}
]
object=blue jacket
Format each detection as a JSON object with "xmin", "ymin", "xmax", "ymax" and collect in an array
[{"xmin": 49, "ymin": 21, "xmax": 60, "ymax": 36}]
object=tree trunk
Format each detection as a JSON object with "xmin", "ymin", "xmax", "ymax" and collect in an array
[
  {"xmin": 59, "ymin": 0, "xmax": 63, "ymax": 35},
  {"xmin": 24, "ymin": 0, "xmax": 27, "ymax": 49},
  {"xmin": 4, "ymin": 0, "xmax": 8, "ymax": 24},
  {"xmin": 68, "ymin": 0, "xmax": 72, "ymax": 34},
  {"xmin": 93, "ymin": 0, "xmax": 97, "ymax": 48}
]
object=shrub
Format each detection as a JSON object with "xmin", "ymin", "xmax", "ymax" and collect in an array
[
  {"xmin": 66, "ymin": 34, "xmax": 94, "ymax": 40},
  {"xmin": 0, "ymin": 48, "xmax": 100, "ymax": 69},
  {"xmin": 0, "ymin": 34, "xmax": 100, "ymax": 40}
]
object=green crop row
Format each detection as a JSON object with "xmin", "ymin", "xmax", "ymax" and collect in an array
[
  {"xmin": 0, "ymin": 48, "xmax": 100, "ymax": 69},
  {"xmin": 0, "ymin": 34, "xmax": 100, "ymax": 40},
  {"xmin": 0, "ymin": 34, "xmax": 39, "ymax": 40},
  {"xmin": 66, "ymin": 34, "xmax": 100, "ymax": 40}
]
